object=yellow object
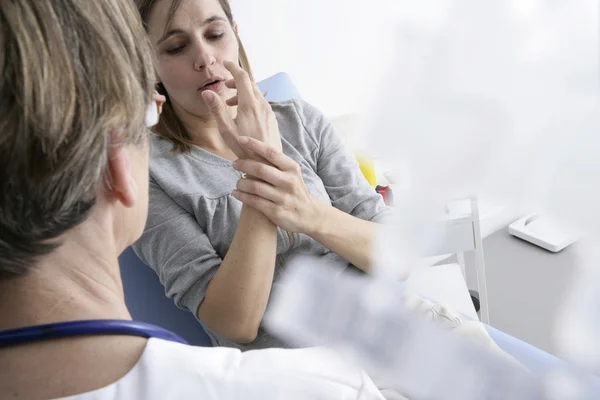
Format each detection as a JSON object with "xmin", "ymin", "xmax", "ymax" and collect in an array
[{"xmin": 355, "ymin": 153, "xmax": 377, "ymax": 187}]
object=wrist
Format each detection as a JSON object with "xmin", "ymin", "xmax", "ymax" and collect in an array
[
  {"xmin": 304, "ymin": 198, "xmax": 329, "ymax": 238},
  {"xmin": 240, "ymin": 204, "xmax": 276, "ymax": 228}
]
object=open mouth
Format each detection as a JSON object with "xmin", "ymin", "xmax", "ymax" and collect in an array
[
  {"xmin": 200, "ymin": 79, "xmax": 224, "ymax": 92},
  {"xmin": 204, "ymin": 80, "xmax": 219, "ymax": 87}
]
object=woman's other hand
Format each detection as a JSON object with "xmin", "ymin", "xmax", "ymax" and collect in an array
[
  {"xmin": 231, "ymin": 136, "xmax": 324, "ymax": 234},
  {"xmin": 201, "ymin": 61, "xmax": 282, "ymax": 159}
]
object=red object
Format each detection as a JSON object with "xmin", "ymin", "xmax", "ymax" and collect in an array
[{"xmin": 376, "ymin": 185, "xmax": 394, "ymax": 206}]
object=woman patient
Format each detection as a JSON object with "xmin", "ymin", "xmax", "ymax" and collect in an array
[
  {"xmin": 133, "ymin": 0, "xmax": 391, "ymax": 350},
  {"xmin": 0, "ymin": 1, "xmax": 386, "ymax": 398}
]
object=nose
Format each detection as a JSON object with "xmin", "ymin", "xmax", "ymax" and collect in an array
[{"xmin": 193, "ymin": 42, "xmax": 216, "ymax": 71}]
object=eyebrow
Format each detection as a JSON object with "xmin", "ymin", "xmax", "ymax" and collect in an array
[{"xmin": 156, "ymin": 15, "xmax": 227, "ymax": 45}]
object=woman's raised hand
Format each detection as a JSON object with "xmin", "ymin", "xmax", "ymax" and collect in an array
[{"xmin": 201, "ymin": 61, "xmax": 282, "ymax": 159}]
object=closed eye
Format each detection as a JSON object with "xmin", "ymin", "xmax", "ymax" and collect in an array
[
  {"xmin": 206, "ymin": 32, "xmax": 225, "ymax": 41},
  {"xmin": 166, "ymin": 44, "xmax": 186, "ymax": 55}
]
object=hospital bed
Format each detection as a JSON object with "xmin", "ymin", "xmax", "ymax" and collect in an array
[{"xmin": 119, "ymin": 73, "xmax": 600, "ymax": 394}]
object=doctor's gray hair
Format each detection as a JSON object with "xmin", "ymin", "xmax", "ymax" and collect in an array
[{"xmin": 0, "ymin": 0, "xmax": 155, "ymax": 278}]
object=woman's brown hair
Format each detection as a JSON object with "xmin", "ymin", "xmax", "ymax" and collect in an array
[{"xmin": 136, "ymin": 0, "xmax": 254, "ymax": 153}]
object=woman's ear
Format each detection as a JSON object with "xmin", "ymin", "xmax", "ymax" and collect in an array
[{"xmin": 233, "ymin": 22, "xmax": 239, "ymax": 35}]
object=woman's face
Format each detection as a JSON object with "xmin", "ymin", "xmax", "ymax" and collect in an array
[{"xmin": 147, "ymin": 0, "xmax": 240, "ymax": 118}]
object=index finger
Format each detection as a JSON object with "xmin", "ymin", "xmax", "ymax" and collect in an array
[
  {"xmin": 201, "ymin": 91, "xmax": 247, "ymax": 159},
  {"xmin": 224, "ymin": 61, "xmax": 256, "ymax": 107}
]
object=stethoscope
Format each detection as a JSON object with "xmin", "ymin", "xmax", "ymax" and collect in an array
[{"xmin": 0, "ymin": 320, "xmax": 188, "ymax": 347}]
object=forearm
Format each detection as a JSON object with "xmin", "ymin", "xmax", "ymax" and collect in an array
[
  {"xmin": 198, "ymin": 205, "xmax": 277, "ymax": 343},
  {"xmin": 306, "ymin": 201, "xmax": 377, "ymax": 272}
]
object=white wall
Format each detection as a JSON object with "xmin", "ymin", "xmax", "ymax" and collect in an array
[{"xmin": 230, "ymin": 0, "xmax": 400, "ymax": 117}]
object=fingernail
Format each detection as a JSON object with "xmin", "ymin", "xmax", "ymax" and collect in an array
[
  {"xmin": 202, "ymin": 91, "xmax": 215, "ymax": 103},
  {"xmin": 232, "ymin": 160, "xmax": 239, "ymax": 169},
  {"xmin": 239, "ymin": 136, "xmax": 249, "ymax": 144},
  {"xmin": 232, "ymin": 190, "xmax": 238, "ymax": 197}
]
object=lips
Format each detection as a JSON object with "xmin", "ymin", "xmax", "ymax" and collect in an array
[
  {"xmin": 202, "ymin": 79, "xmax": 220, "ymax": 88},
  {"xmin": 199, "ymin": 76, "xmax": 225, "ymax": 92},
  {"xmin": 200, "ymin": 81, "xmax": 224, "ymax": 94}
]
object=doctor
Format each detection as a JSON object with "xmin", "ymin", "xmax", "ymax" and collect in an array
[{"xmin": 0, "ymin": 1, "xmax": 386, "ymax": 398}]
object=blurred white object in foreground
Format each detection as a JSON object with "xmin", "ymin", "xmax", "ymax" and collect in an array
[{"xmin": 264, "ymin": 257, "xmax": 552, "ymax": 399}]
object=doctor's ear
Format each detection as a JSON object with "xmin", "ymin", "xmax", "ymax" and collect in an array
[{"xmin": 105, "ymin": 144, "xmax": 138, "ymax": 208}]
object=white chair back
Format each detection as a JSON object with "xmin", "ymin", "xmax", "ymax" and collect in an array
[{"xmin": 413, "ymin": 197, "xmax": 490, "ymax": 323}]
